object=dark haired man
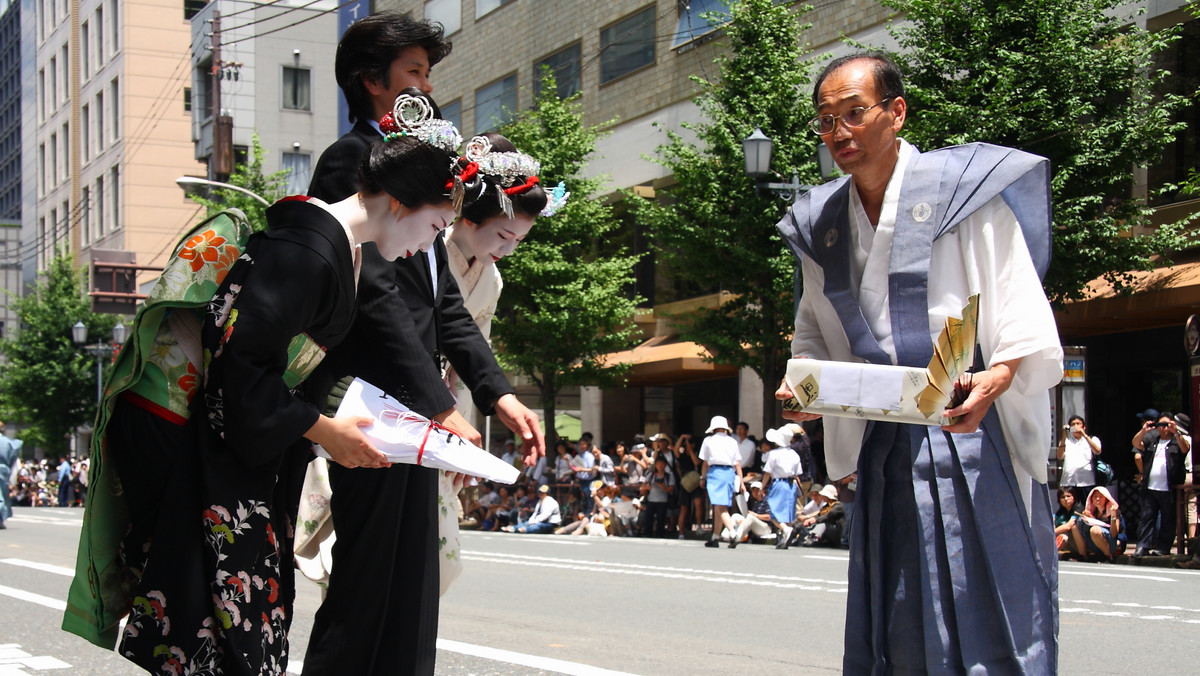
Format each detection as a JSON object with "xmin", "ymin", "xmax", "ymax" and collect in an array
[
  {"xmin": 309, "ymin": 11, "xmax": 449, "ymax": 203},
  {"xmin": 1131, "ymin": 411, "xmax": 1189, "ymax": 556},
  {"xmin": 302, "ymin": 13, "xmax": 544, "ymax": 676},
  {"xmin": 776, "ymin": 53, "xmax": 1062, "ymax": 673},
  {"xmin": 1057, "ymin": 414, "xmax": 1101, "ymax": 503}
]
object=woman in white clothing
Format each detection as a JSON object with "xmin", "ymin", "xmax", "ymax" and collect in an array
[
  {"xmin": 699, "ymin": 415, "xmax": 744, "ymax": 547},
  {"xmin": 438, "ymin": 132, "xmax": 550, "ymax": 588}
]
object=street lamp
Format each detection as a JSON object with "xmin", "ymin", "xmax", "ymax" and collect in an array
[
  {"xmin": 742, "ymin": 128, "xmax": 837, "ymax": 201},
  {"xmin": 175, "ymin": 176, "xmax": 270, "ymax": 206},
  {"xmin": 72, "ymin": 320, "xmax": 128, "ymax": 404}
]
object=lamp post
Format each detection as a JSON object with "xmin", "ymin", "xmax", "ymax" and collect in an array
[
  {"xmin": 742, "ymin": 128, "xmax": 836, "ymax": 201},
  {"xmin": 72, "ymin": 321, "xmax": 128, "ymax": 404},
  {"xmin": 175, "ymin": 176, "xmax": 270, "ymax": 206}
]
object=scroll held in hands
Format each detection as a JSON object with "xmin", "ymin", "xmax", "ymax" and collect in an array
[
  {"xmin": 783, "ymin": 294, "xmax": 980, "ymax": 426},
  {"xmin": 315, "ymin": 377, "xmax": 521, "ymax": 484}
]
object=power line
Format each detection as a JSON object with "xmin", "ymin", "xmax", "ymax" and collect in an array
[
  {"xmin": 223, "ymin": 0, "xmax": 356, "ymax": 46},
  {"xmin": 220, "ymin": 0, "xmax": 291, "ymax": 20},
  {"xmin": 222, "ymin": 0, "xmax": 329, "ymax": 34}
]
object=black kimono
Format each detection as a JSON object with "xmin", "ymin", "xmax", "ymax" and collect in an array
[
  {"xmin": 303, "ymin": 126, "xmax": 513, "ymax": 676},
  {"xmin": 116, "ymin": 197, "xmax": 357, "ymax": 676}
]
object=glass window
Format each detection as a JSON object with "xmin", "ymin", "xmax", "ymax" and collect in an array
[
  {"xmin": 183, "ymin": 87, "xmax": 191, "ymax": 113},
  {"xmin": 111, "ymin": 166, "xmax": 120, "ymax": 231},
  {"xmin": 49, "ymin": 133, "xmax": 56, "ymax": 185},
  {"xmin": 196, "ymin": 60, "xmax": 212, "ymax": 118},
  {"xmin": 184, "ymin": 0, "xmax": 206, "ymax": 21},
  {"xmin": 82, "ymin": 105, "xmax": 89, "ymax": 160},
  {"xmin": 81, "ymin": 21, "xmax": 89, "ymax": 79},
  {"xmin": 281, "ymin": 152, "xmax": 311, "ymax": 195},
  {"xmin": 96, "ymin": 7, "xmax": 103, "ymax": 65},
  {"xmin": 49, "ymin": 55, "xmax": 56, "ymax": 110},
  {"xmin": 110, "ymin": 0, "xmax": 118, "ymax": 52},
  {"xmin": 111, "ymin": 78, "xmax": 119, "ymax": 141},
  {"xmin": 673, "ymin": 0, "xmax": 728, "ymax": 47},
  {"xmin": 533, "ymin": 42, "xmax": 582, "ymax": 100},
  {"xmin": 96, "ymin": 91, "xmax": 104, "ymax": 151},
  {"xmin": 282, "ymin": 66, "xmax": 311, "ymax": 111},
  {"xmin": 424, "ymin": 0, "xmax": 461, "ymax": 35},
  {"xmin": 474, "ymin": 73, "xmax": 517, "ymax": 133},
  {"xmin": 81, "ymin": 186, "xmax": 90, "ymax": 243},
  {"xmin": 96, "ymin": 175, "xmax": 105, "ymax": 235},
  {"xmin": 600, "ymin": 7, "xmax": 656, "ymax": 84},
  {"xmin": 441, "ymin": 99, "xmax": 461, "ymax": 133},
  {"xmin": 475, "ymin": 0, "xmax": 513, "ymax": 19}
]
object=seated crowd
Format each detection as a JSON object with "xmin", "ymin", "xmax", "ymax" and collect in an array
[{"xmin": 459, "ymin": 422, "xmax": 856, "ymax": 549}]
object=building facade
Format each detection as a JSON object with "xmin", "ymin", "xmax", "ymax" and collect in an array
[
  {"xmin": 25, "ymin": 0, "xmax": 207, "ymax": 295},
  {"xmin": 1, "ymin": 0, "xmax": 23, "ymax": 340},
  {"xmin": 187, "ymin": 0, "xmax": 340, "ymax": 196}
]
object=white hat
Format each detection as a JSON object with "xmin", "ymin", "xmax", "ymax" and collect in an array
[
  {"xmin": 818, "ymin": 484, "xmax": 839, "ymax": 501},
  {"xmin": 765, "ymin": 426, "xmax": 794, "ymax": 448},
  {"xmin": 748, "ymin": 481, "xmax": 763, "ymax": 490},
  {"xmin": 705, "ymin": 415, "xmax": 732, "ymax": 434}
]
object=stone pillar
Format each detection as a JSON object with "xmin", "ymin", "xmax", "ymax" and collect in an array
[
  {"xmin": 738, "ymin": 366, "xmax": 764, "ymax": 437},
  {"xmin": 580, "ymin": 386, "xmax": 603, "ymax": 445}
]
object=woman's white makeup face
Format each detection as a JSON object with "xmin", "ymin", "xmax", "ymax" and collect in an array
[
  {"xmin": 375, "ymin": 201, "xmax": 456, "ymax": 260},
  {"xmin": 459, "ymin": 213, "xmax": 536, "ymax": 265}
]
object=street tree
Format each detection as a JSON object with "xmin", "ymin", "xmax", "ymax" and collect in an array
[
  {"xmin": 884, "ymin": 0, "xmax": 1196, "ymax": 302},
  {"xmin": 636, "ymin": 0, "xmax": 821, "ymax": 433},
  {"xmin": 0, "ymin": 252, "xmax": 119, "ymax": 456},
  {"xmin": 497, "ymin": 72, "xmax": 642, "ymax": 449},
  {"xmin": 187, "ymin": 133, "xmax": 290, "ymax": 231}
]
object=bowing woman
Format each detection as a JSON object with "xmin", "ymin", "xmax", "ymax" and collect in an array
[
  {"xmin": 66, "ymin": 96, "xmax": 466, "ymax": 675},
  {"xmin": 437, "ymin": 132, "xmax": 550, "ymax": 586}
]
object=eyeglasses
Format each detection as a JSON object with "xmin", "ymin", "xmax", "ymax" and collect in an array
[
  {"xmin": 1155, "ymin": 422, "xmax": 1170, "ymax": 428},
  {"xmin": 809, "ymin": 98, "xmax": 893, "ymax": 135}
]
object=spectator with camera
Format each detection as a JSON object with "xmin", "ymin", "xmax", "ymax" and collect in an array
[
  {"xmin": 1057, "ymin": 415, "xmax": 1102, "ymax": 503},
  {"xmin": 1131, "ymin": 410, "xmax": 1189, "ymax": 556},
  {"xmin": 640, "ymin": 454, "xmax": 675, "ymax": 538}
]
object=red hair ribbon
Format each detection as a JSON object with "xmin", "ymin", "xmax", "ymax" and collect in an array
[
  {"xmin": 503, "ymin": 175, "xmax": 540, "ymax": 196},
  {"xmin": 444, "ymin": 161, "xmax": 479, "ymax": 191}
]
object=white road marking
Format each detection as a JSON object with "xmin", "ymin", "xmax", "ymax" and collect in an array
[
  {"xmin": 0, "ymin": 644, "xmax": 71, "ymax": 672},
  {"xmin": 5, "ymin": 515, "xmax": 81, "ymax": 528},
  {"xmin": 1058, "ymin": 569, "xmax": 1177, "ymax": 582},
  {"xmin": 287, "ymin": 639, "xmax": 642, "ymax": 676},
  {"xmin": 0, "ymin": 586, "xmax": 65, "ymax": 611},
  {"xmin": 0, "ymin": 560, "xmax": 74, "ymax": 577},
  {"xmin": 462, "ymin": 551, "xmax": 849, "ymax": 592}
]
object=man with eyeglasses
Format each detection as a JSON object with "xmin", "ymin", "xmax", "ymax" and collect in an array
[
  {"xmin": 1131, "ymin": 411, "xmax": 1189, "ymax": 556},
  {"xmin": 775, "ymin": 53, "xmax": 1062, "ymax": 674}
]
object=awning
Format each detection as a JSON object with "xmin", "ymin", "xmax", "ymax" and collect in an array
[
  {"xmin": 600, "ymin": 336, "xmax": 739, "ymax": 387},
  {"xmin": 1055, "ymin": 260, "xmax": 1200, "ymax": 338}
]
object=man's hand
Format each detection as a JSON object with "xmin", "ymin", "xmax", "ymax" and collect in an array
[
  {"xmin": 433, "ymin": 408, "xmax": 482, "ymax": 447},
  {"xmin": 775, "ymin": 377, "xmax": 821, "ymax": 422},
  {"xmin": 494, "ymin": 393, "xmax": 545, "ymax": 465},
  {"xmin": 942, "ymin": 359, "xmax": 1020, "ymax": 434}
]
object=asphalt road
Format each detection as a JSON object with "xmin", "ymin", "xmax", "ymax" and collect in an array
[{"xmin": 1, "ymin": 506, "xmax": 1198, "ymax": 674}]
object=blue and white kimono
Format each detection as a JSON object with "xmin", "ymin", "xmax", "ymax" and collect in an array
[{"xmin": 777, "ymin": 140, "xmax": 1063, "ymax": 675}]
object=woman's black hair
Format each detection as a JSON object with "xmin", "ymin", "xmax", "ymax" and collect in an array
[
  {"xmin": 336, "ymin": 12, "xmax": 452, "ymax": 123},
  {"xmin": 357, "ymin": 88, "xmax": 454, "ymax": 207},
  {"xmin": 459, "ymin": 132, "xmax": 547, "ymax": 224}
]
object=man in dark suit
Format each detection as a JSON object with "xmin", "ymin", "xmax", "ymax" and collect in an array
[{"xmin": 302, "ymin": 13, "xmax": 544, "ymax": 676}]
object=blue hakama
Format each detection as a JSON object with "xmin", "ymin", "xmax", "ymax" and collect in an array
[
  {"xmin": 705, "ymin": 465, "xmax": 735, "ymax": 507},
  {"xmin": 767, "ymin": 478, "xmax": 797, "ymax": 523}
]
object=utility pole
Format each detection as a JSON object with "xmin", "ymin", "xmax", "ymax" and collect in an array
[{"xmin": 209, "ymin": 10, "xmax": 232, "ymax": 182}]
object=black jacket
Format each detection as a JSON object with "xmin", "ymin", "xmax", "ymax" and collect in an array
[
  {"xmin": 308, "ymin": 119, "xmax": 378, "ymax": 204},
  {"xmin": 306, "ymin": 124, "xmax": 514, "ymax": 418},
  {"xmin": 1137, "ymin": 431, "xmax": 1187, "ymax": 489}
]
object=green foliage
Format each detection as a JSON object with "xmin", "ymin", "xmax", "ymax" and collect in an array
[
  {"xmin": 187, "ymin": 133, "xmax": 289, "ymax": 231},
  {"xmin": 636, "ymin": 0, "xmax": 819, "ymax": 431},
  {"xmin": 497, "ymin": 72, "xmax": 643, "ymax": 444},
  {"xmin": 0, "ymin": 252, "xmax": 119, "ymax": 456},
  {"xmin": 884, "ymin": 0, "xmax": 1197, "ymax": 302}
]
